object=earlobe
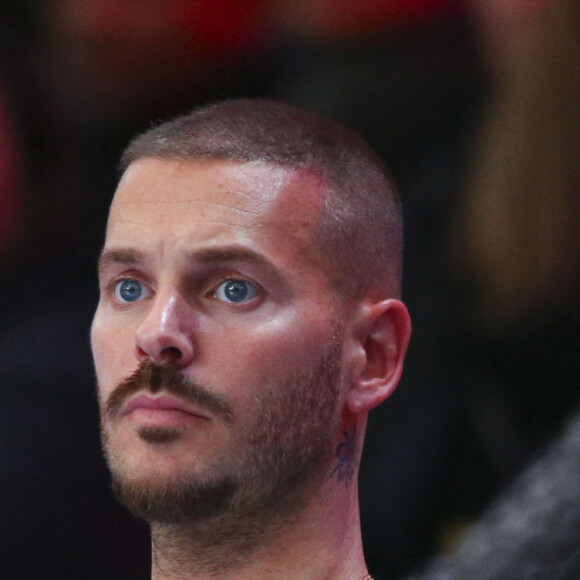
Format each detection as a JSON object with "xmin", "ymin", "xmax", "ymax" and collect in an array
[{"xmin": 346, "ymin": 298, "xmax": 411, "ymax": 414}]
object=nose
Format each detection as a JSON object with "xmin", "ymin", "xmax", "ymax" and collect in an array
[{"xmin": 134, "ymin": 290, "xmax": 195, "ymax": 367}]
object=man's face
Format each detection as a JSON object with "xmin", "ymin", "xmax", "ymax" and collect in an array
[{"xmin": 91, "ymin": 159, "xmax": 349, "ymax": 524}]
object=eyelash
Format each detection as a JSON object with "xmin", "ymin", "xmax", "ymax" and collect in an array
[
  {"xmin": 107, "ymin": 277, "xmax": 150, "ymax": 305},
  {"xmin": 211, "ymin": 277, "xmax": 261, "ymax": 304}
]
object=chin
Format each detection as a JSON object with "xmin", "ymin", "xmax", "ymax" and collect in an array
[{"xmin": 108, "ymin": 452, "xmax": 239, "ymax": 524}]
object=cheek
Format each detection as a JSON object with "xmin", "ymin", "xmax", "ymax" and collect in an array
[
  {"xmin": 209, "ymin": 311, "xmax": 335, "ymax": 389},
  {"xmin": 91, "ymin": 310, "xmax": 136, "ymax": 397}
]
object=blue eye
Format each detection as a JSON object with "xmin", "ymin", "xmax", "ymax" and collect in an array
[
  {"xmin": 114, "ymin": 279, "xmax": 148, "ymax": 303},
  {"xmin": 215, "ymin": 279, "xmax": 258, "ymax": 304}
]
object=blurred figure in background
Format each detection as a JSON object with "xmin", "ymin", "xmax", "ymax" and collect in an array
[{"xmin": 409, "ymin": 402, "xmax": 580, "ymax": 580}]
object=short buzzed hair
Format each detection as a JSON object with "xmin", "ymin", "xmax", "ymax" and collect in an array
[{"xmin": 121, "ymin": 99, "xmax": 403, "ymax": 299}]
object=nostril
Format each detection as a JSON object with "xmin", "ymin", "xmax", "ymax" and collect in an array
[{"xmin": 162, "ymin": 346, "xmax": 183, "ymax": 360}]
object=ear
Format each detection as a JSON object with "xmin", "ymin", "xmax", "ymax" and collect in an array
[{"xmin": 345, "ymin": 298, "xmax": 411, "ymax": 414}]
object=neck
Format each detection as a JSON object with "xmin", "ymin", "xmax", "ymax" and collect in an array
[{"xmin": 150, "ymin": 446, "xmax": 369, "ymax": 579}]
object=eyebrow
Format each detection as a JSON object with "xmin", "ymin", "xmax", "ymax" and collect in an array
[
  {"xmin": 98, "ymin": 245, "xmax": 287, "ymax": 287},
  {"xmin": 186, "ymin": 246, "xmax": 288, "ymax": 288},
  {"xmin": 98, "ymin": 248, "xmax": 145, "ymax": 276}
]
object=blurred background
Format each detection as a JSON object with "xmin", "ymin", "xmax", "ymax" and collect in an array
[{"xmin": 1, "ymin": 1, "xmax": 578, "ymax": 578}]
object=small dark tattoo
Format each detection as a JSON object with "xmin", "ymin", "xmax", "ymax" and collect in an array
[{"xmin": 330, "ymin": 429, "xmax": 358, "ymax": 486}]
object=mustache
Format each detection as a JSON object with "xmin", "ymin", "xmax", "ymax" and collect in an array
[{"xmin": 104, "ymin": 361, "xmax": 233, "ymax": 425}]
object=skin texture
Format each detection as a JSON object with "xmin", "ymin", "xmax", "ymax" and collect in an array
[{"xmin": 91, "ymin": 158, "xmax": 411, "ymax": 579}]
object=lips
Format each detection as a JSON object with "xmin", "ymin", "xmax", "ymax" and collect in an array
[{"xmin": 122, "ymin": 394, "xmax": 209, "ymax": 420}]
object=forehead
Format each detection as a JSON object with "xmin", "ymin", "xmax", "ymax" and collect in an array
[{"xmin": 106, "ymin": 158, "xmax": 328, "ymax": 266}]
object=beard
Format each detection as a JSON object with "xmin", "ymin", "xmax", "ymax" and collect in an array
[{"xmin": 99, "ymin": 331, "xmax": 344, "ymax": 531}]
